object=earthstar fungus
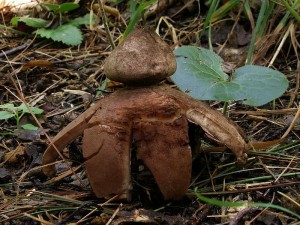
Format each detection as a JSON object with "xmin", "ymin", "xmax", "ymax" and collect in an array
[
  {"xmin": 104, "ymin": 28, "xmax": 176, "ymax": 85},
  {"xmin": 42, "ymin": 28, "xmax": 248, "ymax": 200}
]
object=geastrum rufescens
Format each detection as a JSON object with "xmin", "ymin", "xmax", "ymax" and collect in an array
[{"xmin": 42, "ymin": 28, "xmax": 248, "ymax": 200}]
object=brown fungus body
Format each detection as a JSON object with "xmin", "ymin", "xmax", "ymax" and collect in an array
[
  {"xmin": 104, "ymin": 28, "xmax": 176, "ymax": 85},
  {"xmin": 42, "ymin": 28, "xmax": 247, "ymax": 200}
]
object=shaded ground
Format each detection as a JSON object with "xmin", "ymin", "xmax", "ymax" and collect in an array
[{"xmin": 0, "ymin": 1, "xmax": 299, "ymax": 224}]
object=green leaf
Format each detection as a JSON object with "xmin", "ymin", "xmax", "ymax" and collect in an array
[
  {"xmin": 172, "ymin": 46, "xmax": 289, "ymax": 106},
  {"xmin": 0, "ymin": 104, "xmax": 17, "ymax": 115},
  {"xmin": 59, "ymin": 3, "xmax": 79, "ymax": 13},
  {"xmin": 232, "ymin": 66, "xmax": 288, "ymax": 106},
  {"xmin": 41, "ymin": 3, "xmax": 60, "ymax": 12},
  {"xmin": 68, "ymin": 13, "xmax": 97, "ymax": 26},
  {"xmin": 18, "ymin": 103, "xmax": 44, "ymax": 115},
  {"xmin": 0, "ymin": 111, "xmax": 15, "ymax": 120},
  {"xmin": 0, "ymin": 103, "xmax": 16, "ymax": 109},
  {"xmin": 36, "ymin": 24, "xmax": 82, "ymax": 46},
  {"xmin": 41, "ymin": 3, "xmax": 79, "ymax": 13},
  {"xmin": 31, "ymin": 107, "xmax": 44, "ymax": 115},
  {"xmin": 11, "ymin": 17, "xmax": 48, "ymax": 28},
  {"xmin": 21, "ymin": 124, "xmax": 39, "ymax": 130}
]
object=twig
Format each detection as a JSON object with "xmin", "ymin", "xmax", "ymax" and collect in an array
[
  {"xmin": 229, "ymin": 208, "xmax": 260, "ymax": 225},
  {"xmin": 105, "ymin": 204, "xmax": 121, "ymax": 225},
  {"xmin": 56, "ymin": 202, "xmax": 98, "ymax": 225},
  {"xmin": 97, "ymin": 0, "xmax": 115, "ymax": 49},
  {"xmin": 232, "ymin": 108, "xmax": 298, "ymax": 115},
  {"xmin": 23, "ymin": 213, "xmax": 54, "ymax": 225},
  {"xmin": 0, "ymin": 39, "xmax": 32, "ymax": 58},
  {"xmin": 281, "ymin": 103, "xmax": 300, "ymax": 139}
]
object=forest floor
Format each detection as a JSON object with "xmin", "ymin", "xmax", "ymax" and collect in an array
[{"xmin": 0, "ymin": 1, "xmax": 299, "ymax": 224}]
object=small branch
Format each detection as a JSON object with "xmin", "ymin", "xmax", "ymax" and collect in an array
[
  {"xmin": 97, "ymin": 0, "xmax": 115, "ymax": 49},
  {"xmin": 0, "ymin": 39, "xmax": 32, "ymax": 58}
]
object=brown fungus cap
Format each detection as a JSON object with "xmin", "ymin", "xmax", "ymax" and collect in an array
[{"xmin": 104, "ymin": 27, "xmax": 176, "ymax": 86}]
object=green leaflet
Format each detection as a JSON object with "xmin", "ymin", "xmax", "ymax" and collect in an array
[{"xmin": 172, "ymin": 46, "xmax": 288, "ymax": 106}]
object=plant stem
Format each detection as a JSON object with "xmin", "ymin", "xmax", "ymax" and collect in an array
[
  {"xmin": 245, "ymin": 0, "xmax": 268, "ymax": 65},
  {"xmin": 199, "ymin": 0, "xmax": 219, "ymax": 39},
  {"xmin": 97, "ymin": 0, "xmax": 115, "ymax": 49},
  {"xmin": 120, "ymin": 0, "xmax": 157, "ymax": 43},
  {"xmin": 256, "ymin": 1, "xmax": 275, "ymax": 38},
  {"xmin": 222, "ymin": 101, "xmax": 229, "ymax": 115},
  {"xmin": 211, "ymin": 0, "xmax": 240, "ymax": 22},
  {"xmin": 208, "ymin": 22, "xmax": 213, "ymax": 51},
  {"xmin": 281, "ymin": 0, "xmax": 300, "ymax": 23},
  {"xmin": 129, "ymin": 0, "xmax": 138, "ymax": 17}
]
